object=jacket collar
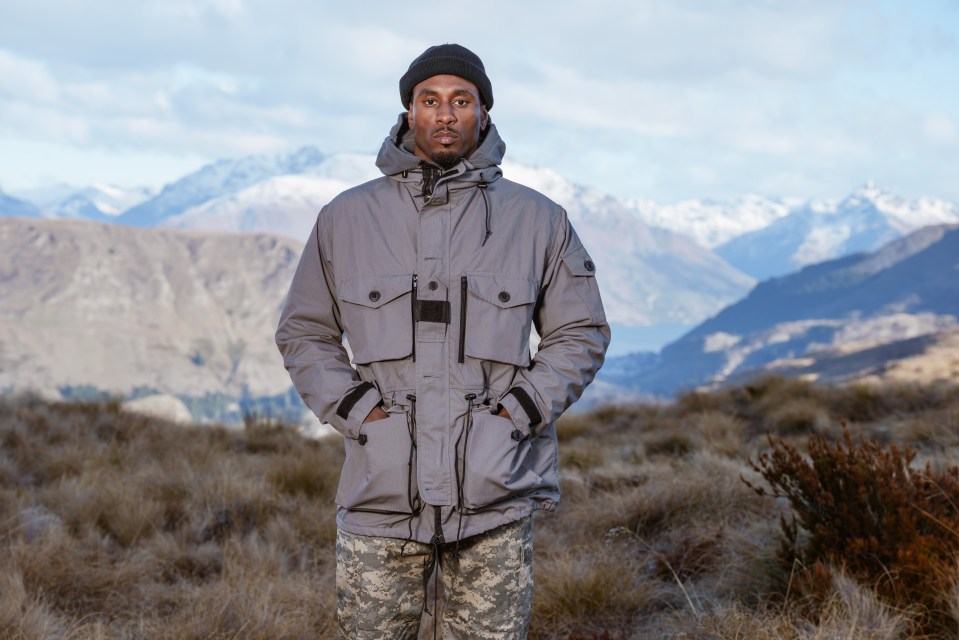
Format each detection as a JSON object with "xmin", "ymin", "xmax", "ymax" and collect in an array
[{"xmin": 375, "ymin": 113, "xmax": 504, "ymax": 204}]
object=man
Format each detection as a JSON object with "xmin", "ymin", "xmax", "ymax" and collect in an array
[{"xmin": 276, "ymin": 43, "xmax": 609, "ymax": 639}]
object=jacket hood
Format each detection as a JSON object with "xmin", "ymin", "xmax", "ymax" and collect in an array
[{"xmin": 375, "ymin": 113, "xmax": 505, "ymax": 187}]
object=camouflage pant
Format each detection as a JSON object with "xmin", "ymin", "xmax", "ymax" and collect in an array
[{"xmin": 336, "ymin": 517, "xmax": 533, "ymax": 639}]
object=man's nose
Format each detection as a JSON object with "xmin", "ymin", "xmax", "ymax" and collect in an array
[{"xmin": 436, "ymin": 102, "xmax": 456, "ymax": 124}]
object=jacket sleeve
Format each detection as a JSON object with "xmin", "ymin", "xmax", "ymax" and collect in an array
[
  {"xmin": 275, "ymin": 210, "xmax": 382, "ymax": 439},
  {"xmin": 498, "ymin": 211, "xmax": 611, "ymax": 436}
]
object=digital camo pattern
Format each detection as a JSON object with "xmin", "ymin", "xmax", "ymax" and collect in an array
[{"xmin": 336, "ymin": 517, "xmax": 533, "ymax": 639}]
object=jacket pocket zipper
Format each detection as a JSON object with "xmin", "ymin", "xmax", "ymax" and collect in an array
[
  {"xmin": 458, "ymin": 275, "xmax": 467, "ymax": 363},
  {"xmin": 411, "ymin": 274, "xmax": 418, "ymax": 362}
]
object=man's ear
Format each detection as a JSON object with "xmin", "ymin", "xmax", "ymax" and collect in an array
[
  {"xmin": 407, "ymin": 104, "xmax": 414, "ymax": 127},
  {"xmin": 481, "ymin": 106, "xmax": 489, "ymax": 130}
]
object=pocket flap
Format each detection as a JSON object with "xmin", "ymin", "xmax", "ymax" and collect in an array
[
  {"xmin": 467, "ymin": 274, "xmax": 538, "ymax": 309},
  {"xmin": 340, "ymin": 274, "xmax": 412, "ymax": 309},
  {"xmin": 562, "ymin": 248, "xmax": 598, "ymax": 277}
]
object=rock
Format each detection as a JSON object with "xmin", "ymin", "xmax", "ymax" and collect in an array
[{"xmin": 122, "ymin": 394, "xmax": 194, "ymax": 424}]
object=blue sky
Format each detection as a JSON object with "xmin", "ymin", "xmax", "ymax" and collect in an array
[{"xmin": 0, "ymin": 0, "xmax": 956, "ymax": 203}]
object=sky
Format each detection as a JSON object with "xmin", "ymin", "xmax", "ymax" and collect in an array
[{"xmin": 0, "ymin": 0, "xmax": 957, "ymax": 204}]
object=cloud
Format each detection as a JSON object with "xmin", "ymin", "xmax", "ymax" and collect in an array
[{"xmin": 0, "ymin": 0, "xmax": 957, "ymax": 203}]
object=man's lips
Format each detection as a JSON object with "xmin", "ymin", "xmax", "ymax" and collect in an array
[{"xmin": 433, "ymin": 129, "xmax": 459, "ymax": 144}]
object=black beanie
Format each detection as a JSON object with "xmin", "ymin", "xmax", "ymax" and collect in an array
[{"xmin": 399, "ymin": 43, "xmax": 493, "ymax": 110}]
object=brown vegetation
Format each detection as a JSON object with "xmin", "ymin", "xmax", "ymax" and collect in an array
[{"xmin": 3, "ymin": 376, "xmax": 959, "ymax": 638}]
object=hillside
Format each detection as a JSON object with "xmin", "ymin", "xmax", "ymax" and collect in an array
[
  {"xmin": 610, "ymin": 224, "xmax": 959, "ymax": 396},
  {"xmin": 4, "ymin": 379, "xmax": 959, "ymax": 638},
  {"xmin": 0, "ymin": 217, "xmax": 299, "ymax": 411}
]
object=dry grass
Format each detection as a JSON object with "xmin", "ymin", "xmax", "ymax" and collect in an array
[{"xmin": 3, "ymin": 376, "xmax": 959, "ymax": 638}]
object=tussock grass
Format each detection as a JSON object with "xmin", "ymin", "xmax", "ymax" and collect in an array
[{"xmin": 3, "ymin": 376, "xmax": 959, "ymax": 638}]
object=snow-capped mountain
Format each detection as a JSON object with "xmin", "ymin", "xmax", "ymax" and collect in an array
[
  {"xmin": 117, "ymin": 146, "xmax": 333, "ymax": 227},
  {"xmin": 626, "ymin": 194, "xmax": 800, "ymax": 249},
  {"xmin": 715, "ymin": 183, "xmax": 959, "ymax": 280},
  {"xmin": 11, "ymin": 183, "xmax": 155, "ymax": 220},
  {"xmin": 160, "ymin": 152, "xmax": 380, "ymax": 239}
]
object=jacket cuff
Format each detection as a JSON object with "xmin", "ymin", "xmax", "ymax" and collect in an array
[
  {"xmin": 499, "ymin": 387, "xmax": 543, "ymax": 438},
  {"xmin": 331, "ymin": 382, "xmax": 382, "ymax": 439}
]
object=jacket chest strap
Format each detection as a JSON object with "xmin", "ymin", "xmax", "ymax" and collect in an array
[{"xmin": 415, "ymin": 300, "xmax": 451, "ymax": 324}]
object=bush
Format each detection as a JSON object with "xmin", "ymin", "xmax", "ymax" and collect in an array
[{"xmin": 747, "ymin": 427, "xmax": 959, "ymax": 637}]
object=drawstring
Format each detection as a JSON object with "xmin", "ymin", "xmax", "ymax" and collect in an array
[
  {"xmin": 423, "ymin": 505, "xmax": 444, "ymax": 638},
  {"xmin": 399, "ymin": 394, "xmax": 423, "ymax": 553},
  {"xmin": 454, "ymin": 393, "xmax": 477, "ymax": 554},
  {"xmin": 478, "ymin": 183, "xmax": 491, "ymax": 246}
]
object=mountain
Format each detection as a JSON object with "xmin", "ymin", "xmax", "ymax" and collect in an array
[
  {"xmin": 610, "ymin": 224, "xmax": 959, "ymax": 396},
  {"xmin": 715, "ymin": 183, "xmax": 959, "ymax": 280},
  {"xmin": 12, "ymin": 183, "xmax": 155, "ymax": 220},
  {"xmin": 160, "ymin": 152, "xmax": 380, "ymax": 240},
  {"xmin": 117, "ymin": 146, "xmax": 330, "ymax": 227},
  {"xmin": 626, "ymin": 194, "xmax": 799, "ymax": 249},
  {"xmin": 0, "ymin": 217, "xmax": 300, "ymax": 406},
  {"xmin": 0, "ymin": 190, "xmax": 42, "ymax": 218}
]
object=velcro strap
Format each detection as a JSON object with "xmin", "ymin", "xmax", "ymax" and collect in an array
[
  {"xmin": 336, "ymin": 381, "xmax": 375, "ymax": 420},
  {"xmin": 506, "ymin": 388, "xmax": 542, "ymax": 426},
  {"xmin": 415, "ymin": 300, "xmax": 451, "ymax": 324}
]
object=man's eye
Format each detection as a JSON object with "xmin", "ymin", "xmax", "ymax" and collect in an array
[
  {"xmin": 424, "ymin": 98, "xmax": 437, "ymax": 106},
  {"xmin": 454, "ymin": 99, "xmax": 469, "ymax": 106}
]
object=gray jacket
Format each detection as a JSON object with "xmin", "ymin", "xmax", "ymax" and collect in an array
[{"xmin": 276, "ymin": 115, "xmax": 610, "ymax": 543}]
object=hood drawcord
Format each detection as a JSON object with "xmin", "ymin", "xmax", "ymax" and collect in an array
[{"xmin": 478, "ymin": 182, "xmax": 491, "ymax": 246}]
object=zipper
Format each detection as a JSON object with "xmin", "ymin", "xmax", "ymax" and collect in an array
[
  {"xmin": 458, "ymin": 275, "xmax": 468, "ymax": 363},
  {"xmin": 411, "ymin": 274, "xmax": 418, "ymax": 362}
]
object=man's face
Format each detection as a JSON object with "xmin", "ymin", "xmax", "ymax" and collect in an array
[{"xmin": 408, "ymin": 74, "xmax": 488, "ymax": 170}]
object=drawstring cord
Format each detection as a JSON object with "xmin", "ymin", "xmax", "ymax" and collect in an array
[
  {"xmin": 454, "ymin": 393, "xmax": 477, "ymax": 555},
  {"xmin": 423, "ymin": 505, "xmax": 444, "ymax": 637},
  {"xmin": 399, "ymin": 394, "xmax": 423, "ymax": 553},
  {"xmin": 478, "ymin": 183, "xmax": 491, "ymax": 246}
]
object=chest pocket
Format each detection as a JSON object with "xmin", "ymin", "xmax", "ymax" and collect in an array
[
  {"xmin": 462, "ymin": 273, "xmax": 538, "ymax": 367},
  {"xmin": 339, "ymin": 274, "xmax": 413, "ymax": 365}
]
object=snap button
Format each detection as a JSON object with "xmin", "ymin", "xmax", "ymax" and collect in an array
[
  {"xmin": 498, "ymin": 291, "xmax": 511, "ymax": 303},
  {"xmin": 368, "ymin": 290, "xmax": 381, "ymax": 302},
  {"xmin": 584, "ymin": 259, "xmax": 595, "ymax": 272},
  {"xmin": 428, "ymin": 280, "xmax": 439, "ymax": 291}
]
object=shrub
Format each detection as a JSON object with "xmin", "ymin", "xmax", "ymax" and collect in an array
[{"xmin": 747, "ymin": 427, "xmax": 959, "ymax": 637}]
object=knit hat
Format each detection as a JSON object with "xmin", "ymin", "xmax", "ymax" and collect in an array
[{"xmin": 399, "ymin": 44, "xmax": 493, "ymax": 110}]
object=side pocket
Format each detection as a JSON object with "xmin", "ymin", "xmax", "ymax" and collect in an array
[
  {"xmin": 335, "ymin": 413, "xmax": 417, "ymax": 514},
  {"xmin": 462, "ymin": 412, "xmax": 543, "ymax": 510}
]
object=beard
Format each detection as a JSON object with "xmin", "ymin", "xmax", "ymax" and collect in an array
[{"xmin": 429, "ymin": 149, "xmax": 460, "ymax": 170}]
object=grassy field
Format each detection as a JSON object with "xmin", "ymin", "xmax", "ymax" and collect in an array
[{"xmin": 2, "ymin": 377, "xmax": 959, "ymax": 639}]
